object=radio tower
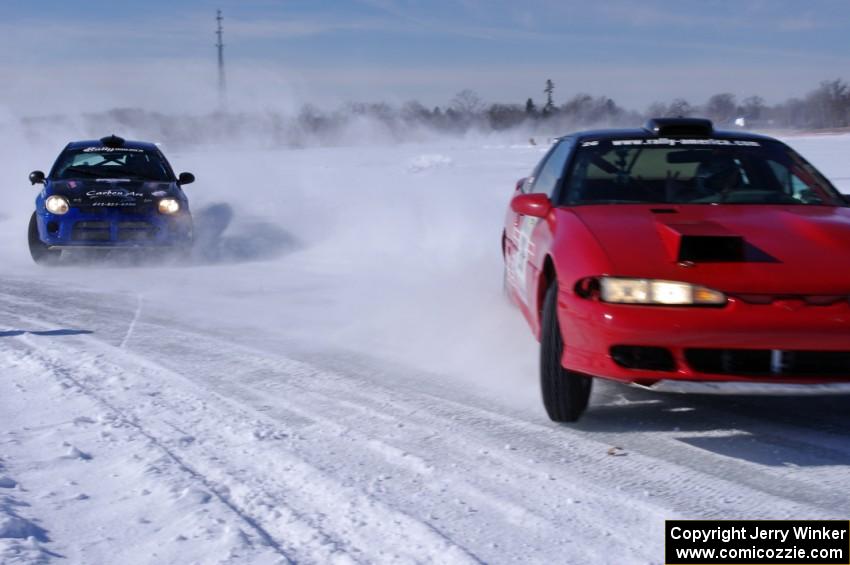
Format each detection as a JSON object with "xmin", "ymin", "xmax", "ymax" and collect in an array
[{"xmin": 216, "ymin": 9, "xmax": 226, "ymax": 105}]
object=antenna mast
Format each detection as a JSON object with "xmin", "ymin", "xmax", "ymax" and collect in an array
[{"xmin": 216, "ymin": 9, "xmax": 226, "ymax": 104}]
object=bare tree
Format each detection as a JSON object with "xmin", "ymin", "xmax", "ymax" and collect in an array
[
  {"xmin": 704, "ymin": 93, "xmax": 737, "ymax": 124},
  {"xmin": 667, "ymin": 98, "xmax": 694, "ymax": 117},
  {"xmin": 805, "ymin": 79, "xmax": 850, "ymax": 128},
  {"xmin": 646, "ymin": 101, "xmax": 668, "ymax": 117},
  {"xmin": 561, "ymin": 94, "xmax": 623, "ymax": 125},
  {"xmin": 740, "ymin": 96, "xmax": 766, "ymax": 121},
  {"xmin": 487, "ymin": 104, "xmax": 526, "ymax": 130},
  {"xmin": 401, "ymin": 100, "xmax": 430, "ymax": 122},
  {"xmin": 647, "ymin": 99, "xmax": 694, "ymax": 118},
  {"xmin": 450, "ymin": 89, "xmax": 484, "ymax": 115}
]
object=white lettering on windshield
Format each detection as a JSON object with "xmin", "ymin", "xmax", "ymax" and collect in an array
[
  {"xmin": 82, "ymin": 146, "xmax": 145, "ymax": 153},
  {"xmin": 609, "ymin": 138, "xmax": 761, "ymax": 147}
]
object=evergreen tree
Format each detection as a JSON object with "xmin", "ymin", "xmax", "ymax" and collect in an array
[{"xmin": 543, "ymin": 80, "xmax": 555, "ymax": 114}]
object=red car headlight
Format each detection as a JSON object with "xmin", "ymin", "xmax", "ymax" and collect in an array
[{"xmin": 599, "ymin": 277, "xmax": 726, "ymax": 306}]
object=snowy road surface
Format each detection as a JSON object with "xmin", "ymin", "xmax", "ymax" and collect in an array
[{"xmin": 1, "ymin": 133, "xmax": 849, "ymax": 564}]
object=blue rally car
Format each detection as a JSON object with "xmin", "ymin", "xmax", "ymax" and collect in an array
[{"xmin": 28, "ymin": 135, "xmax": 195, "ymax": 264}]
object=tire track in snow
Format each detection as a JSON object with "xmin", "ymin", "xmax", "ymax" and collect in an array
[
  {"xmin": 6, "ymin": 334, "xmax": 297, "ymax": 565},
  {"xmin": 119, "ymin": 293, "xmax": 143, "ymax": 349},
  {"xmin": 3, "ymin": 313, "xmax": 488, "ymax": 564},
  {"xmin": 2, "ymin": 280, "xmax": 850, "ymax": 563},
  {"xmin": 3, "ymin": 299, "xmax": 843, "ymax": 534},
  {"xmin": 119, "ymin": 320, "xmax": 674, "ymax": 545},
  {"xmin": 44, "ymin": 317, "xmax": 807, "ymax": 556},
  {"xmin": 104, "ymin": 322, "xmax": 849, "ymax": 560},
  {"xmin": 1, "ymin": 304, "xmax": 655, "ymax": 563},
  {"xmin": 172, "ymin": 332, "xmax": 848, "ymax": 521}
]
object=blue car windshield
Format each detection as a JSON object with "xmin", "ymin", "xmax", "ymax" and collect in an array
[
  {"xmin": 51, "ymin": 148, "xmax": 173, "ymax": 182},
  {"xmin": 562, "ymin": 139, "xmax": 845, "ymax": 206}
]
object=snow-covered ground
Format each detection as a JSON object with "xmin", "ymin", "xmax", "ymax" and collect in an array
[{"xmin": 1, "ymin": 130, "xmax": 849, "ymax": 564}]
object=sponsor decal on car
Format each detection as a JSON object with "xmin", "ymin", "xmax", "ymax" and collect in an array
[
  {"xmin": 511, "ymin": 216, "xmax": 538, "ymax": 303},
  {"xmin": 85, "ymin": 189, "xmax": 145, "ymax": 198},
  {"xmin": 82, "ymin": 146, "xmax": 145, "ymax": 153},
  {"xmin": 90, "ymin": 201, "xmax": 137, "ymax": 207},
  {"xmin": 609, "ymin": 138, "xmax": 761, "ymax": 147}
]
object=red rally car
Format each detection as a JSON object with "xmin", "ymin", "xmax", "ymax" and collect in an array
[{"xmin": 503, "ymin": 118, "xmax": 850, "ymax": 422}]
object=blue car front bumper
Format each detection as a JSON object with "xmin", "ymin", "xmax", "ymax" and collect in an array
[{"xmin": 36, "ymin": 207, "xmax": 193, "ymax": 249}]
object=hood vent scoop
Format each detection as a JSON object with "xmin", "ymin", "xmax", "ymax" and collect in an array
[
  {"xmin": 657, "ymin": 221, "xmax": 746, "ymax": 263},
  {"xmin": 678, "ymin": 234, "xmax": 744, "ymax": 262}
]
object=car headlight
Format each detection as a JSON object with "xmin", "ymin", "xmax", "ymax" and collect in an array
[
  {"xmin": 45, "ymin": 195, "xmax": 69, "ymax": 215},
  {"xmin": 599, "ymin": 277, "xmax": 726, "ymax": 306},
  {"xmin": 158, "ymin": 198, "xmax": 180, "ymax": 215}
]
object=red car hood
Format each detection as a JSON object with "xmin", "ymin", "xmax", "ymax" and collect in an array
[{"xmin": 570, "ymin": 204, "xmax": 850, "ymax": 295}]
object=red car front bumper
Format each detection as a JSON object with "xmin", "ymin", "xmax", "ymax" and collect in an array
[{"xmin": 558, "ymin": 288, "xmax": 850, "ymax": 385}]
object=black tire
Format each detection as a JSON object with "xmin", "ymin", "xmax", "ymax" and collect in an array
[
  {"xmin": 28, "ymin": 213, "xmax": 61, "ymax": 265},
  {"xmin": 540, "ymin": 281, "xmax": 592, "ymax": 422}
]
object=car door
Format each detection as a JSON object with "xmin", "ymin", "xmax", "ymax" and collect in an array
[
  {"xmin": 504, "ymin": 148, "xmax": 551, "ymax": 294},
  {"xmin": 510, "ymin": 138, "xmax": 574, "ymax": 307},
  {"xmin": 505, "ymin": 142, "xmax": 557, "ymax": 245}
]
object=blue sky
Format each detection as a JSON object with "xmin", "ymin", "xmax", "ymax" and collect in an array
[{"xmin": 1, "ymin": 0, "xmax": 849, "ymax": 114}]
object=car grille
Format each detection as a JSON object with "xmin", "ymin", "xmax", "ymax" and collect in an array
[
  {"xmin": 71, "ymin": 221, "xmax": 110, "ymax": 241},
  {"xmin": 732, "ymin": 294, "xmax": 849, "ymax": 306},
  {"xmin": 118, "ymin": 221, "xmax": 155, "ymax": 241},
  {"xmin": 610, "ymin": 345, "xmax": 676, "ymax": 371},
  {"xmin": 71, "ymin": 221, "xmax": 156, "ymax": 242},
  {"xmin": 685, "ymin": 348, "xmax": 850, "ymax": 378}
]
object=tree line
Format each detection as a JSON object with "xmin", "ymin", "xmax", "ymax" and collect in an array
[
  {"xmin": 298, "ymin": 77, "xmax": 850, "ymax": 135},
  {"xmin": 18, "ymin": 77, "xmax": 850, "ymax": 149},
  {"xmin": 429, "ymin": 77, "xmax": 850, "ymax": 132}
]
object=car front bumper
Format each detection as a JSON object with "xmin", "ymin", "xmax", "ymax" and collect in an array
[
  {"xmin": 37, "ymin": 208, "xmax": 192, "ymax": 248},
  {"xmin": 632, "ymin": 380, "xmax": 850, "ymax": 395},
  {"xmin": 558, "ymin": 288, "xmax": 850, "ymax": 386}
]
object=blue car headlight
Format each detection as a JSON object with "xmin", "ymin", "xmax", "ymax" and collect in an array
[
  {"xmin": 158, "ymin": 198, "xmax": 180, "ymax": 215},
  {"xmin": 45, "ymin": 195, "xmax": 69, "ymax": 215}
]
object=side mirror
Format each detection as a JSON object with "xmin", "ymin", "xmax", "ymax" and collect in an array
[
  {"xmin": 510, "ymin": 193, "xmax": 552, "ymax": 218},
  {"xmin": 29, "ymin": 170, "xmax": 45, "ymax": 185},
  {"xmin": 178, "ymin": 172, "xmax": 195, "ymax": 185}
]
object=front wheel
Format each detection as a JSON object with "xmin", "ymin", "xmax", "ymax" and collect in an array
[
  {"xmin": 28, "ymin": 213, "xmax": 61, "ymax": 265},
  {"xmin": 540, "ymin": 281, "xmax": 592, "ymax": 422}
]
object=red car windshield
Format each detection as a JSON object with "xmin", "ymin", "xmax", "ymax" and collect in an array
[{"xmin": 562, "ymin": 140, "xmax": 845, "ymax": 206}]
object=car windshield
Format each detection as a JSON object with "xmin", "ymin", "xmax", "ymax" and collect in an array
[
  {"xmin": 51, "ymin": 147, "xmax": 173, "ymax": 182},
  {"xmin": 562, "ymin": 139, "xmax": 845, "ymax": 206}
]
